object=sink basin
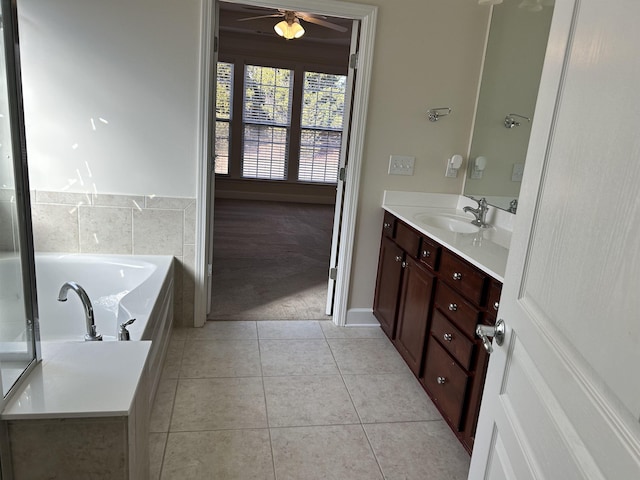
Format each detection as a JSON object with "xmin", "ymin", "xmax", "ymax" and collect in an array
[{"xmin": 413, "ymin": 213, "xmax": 480, "ymax": 234}]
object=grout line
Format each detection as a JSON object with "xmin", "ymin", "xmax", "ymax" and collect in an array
[{"xmin": 257, "ymin": 330, "xmax": 279, "ymax": 480}]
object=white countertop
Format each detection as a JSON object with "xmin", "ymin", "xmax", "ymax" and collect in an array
[
  {"xmin": 382, "ymin": 191, "xmax": 513, "ymax": 282},
  {"xmin": 1, "ymin": 341, "xmax": 151, "ymax": 420}
]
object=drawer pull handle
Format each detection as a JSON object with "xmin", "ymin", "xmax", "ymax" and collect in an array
[
  {"xmin": 493, "ymin": 301, "xmax": 499, "ymax": 311},
  {"xmin": 395, "ymin": 255, "xmax": 402, "ymax": 262},
  {"xmin": 422, "ymin": 250, "xmax": 431, "ymax": 258},
  {"xmin": 437, "ymin": 376, "xmax": 447, "ymax": 385},
  {"xmin": 443, "ymin": 333, "xmax": 452, "ymax": 342},
  {"xmin": 448, "ymin": 303, "xmax": 458, "ymax": 312},
  {"xmin": 384, "ymin": 222, "xmax": 392, "ymax": 229},
  {"xmin": 452, "ymin": 272, "xmax": 462, "ymax": 281}
]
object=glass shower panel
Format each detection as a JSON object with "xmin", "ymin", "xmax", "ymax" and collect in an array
[{"xmin": 0, "ymin": 0, "xmax": 38, "ymax": 399}]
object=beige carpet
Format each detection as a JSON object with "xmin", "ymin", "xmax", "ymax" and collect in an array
[{"xmin": 208, "ymin": 198, "xmax": 335, "ymax": 321}]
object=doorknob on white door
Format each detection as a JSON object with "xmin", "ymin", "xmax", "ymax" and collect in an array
[{"xmin": 476, "ymin": 319, "xmax": 505, "ymax": 354}]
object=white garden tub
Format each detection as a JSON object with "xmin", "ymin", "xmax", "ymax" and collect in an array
[{"xmin": 34, "ymin": 253, "xmax": 175, "ymax": 406}]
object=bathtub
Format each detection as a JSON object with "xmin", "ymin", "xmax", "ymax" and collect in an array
[{"xmin": 34, "ymin": 253, "xmax": 175, "ymax": 406}]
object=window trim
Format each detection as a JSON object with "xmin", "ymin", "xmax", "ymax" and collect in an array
[{"xmin": 218, "ymin": 54, "xmax": 348, "ymax": 185}]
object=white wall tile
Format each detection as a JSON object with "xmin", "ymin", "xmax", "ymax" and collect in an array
[
  {"xmin": 35, "ymin": 191, "xmax": 92, "ymax": 206},
  {"xmin": 145, "ymin": 196, "xmax": 194, "ymax": 210},
  {"xmin": 31, "ymin": 203, "xmax": 80, "ymax": 253},
  {"xmin": 184, "ymin": 202, "xmax": 196, "ymax": 245},
  {"xmin": 133, "ymin": 208, "xmax": 183, "ymax": 256},
  {"xmin": 79, "ymin": 206, "xmax": 132, "ymax": 254},
  {"xmin": 93, "ymin": 194, "xmax": 145, "ymax": 208}
]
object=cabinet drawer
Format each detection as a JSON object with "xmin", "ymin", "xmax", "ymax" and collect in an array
[
  {"xmin": 431, "ymin": 310, "xmax": 474, "ymax": 371},
  {"xmin": 419, "ymin": 237, "xmax": 440, "ymax": 271},
  {"xmin": 423, "ymin": 338, "xmax": 469, "ymax": 430},
  {"xmin": 487, "ymin": 281, "xmax": 502, "ymax": 313},
  {"xmin": 395, "ymin": 222, "xmax": 421, "ymax": 258},
  {"xmin": 434, "ymin": 282, "xmax": 481, "ymax": 338},
  {"xmin": 382, "ymin": 211, "xmax": 396, "ymax": 238},
  {"xmin": 439, "ymin": 250, "xmax": 487, "ymax": 304}
]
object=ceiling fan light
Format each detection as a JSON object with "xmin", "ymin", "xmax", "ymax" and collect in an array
[
  {"xmin": 274, "ymin": 19, "xmax": 304, "ymax": 40},
  {"xmin": 291, "ymin": 21, "xmax": 305, "ymax": 39},
  {"xmin": 274, "ymin": 20, "xmax": 287, "ymax": 37}
]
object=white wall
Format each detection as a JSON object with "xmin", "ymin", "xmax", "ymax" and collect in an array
[
  {"xmin": 346, "ymin": 0, "xmax": 489, "ymax": 310},
  {"xmin": 18, "ymin": 0, "xmax": 202, "ymax": 198},
  {"xmin": 17, "ymin": 0, "xmax": 490, "ymax": 318}
]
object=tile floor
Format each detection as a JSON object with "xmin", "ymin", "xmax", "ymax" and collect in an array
[{"xmin": 150, "ymin": 320, "xmax": 471, "ymax": 480}]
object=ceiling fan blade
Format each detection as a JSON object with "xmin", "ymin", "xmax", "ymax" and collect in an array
[
  {"xmin": 236, "ymin": 13, "xmax": 282, "ymax": 22},
  {"xmin": 297, "ymin": 14, "xmax": 348, "ymax": 32}
]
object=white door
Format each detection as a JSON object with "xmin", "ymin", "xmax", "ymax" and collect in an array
[
  {"xmin": 469, "ymin": 0, "xmax": 640, "ymax": 478},
  {"xmin": 325, "ymin": 19, "xmax": 359, "ymax": 316}
]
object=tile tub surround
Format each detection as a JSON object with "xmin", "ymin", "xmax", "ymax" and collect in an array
[
  {"xmin": 150, "ymin": 321, "xmax": 471, "ymax": 480},
  {"xmin": 29, "ymin": 191, "xmax": 196, "ymax": 327}
]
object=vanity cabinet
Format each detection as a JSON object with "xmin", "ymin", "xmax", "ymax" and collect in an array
[
  {"xmin": 373, "ymin": 213, "xmax": 438, "ymax": 376},
  {"xmin": 373, "ymin": 212, "xmax": 502, "ymax": 453}
]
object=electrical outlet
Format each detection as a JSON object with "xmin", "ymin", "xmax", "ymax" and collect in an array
[
  {"xmin": 388, "ymin": 155, "xmax": 415, "ymax": 176},
  {"xmin": 445, "ymin": 164, "xmax": 459, "ymax": 178}
]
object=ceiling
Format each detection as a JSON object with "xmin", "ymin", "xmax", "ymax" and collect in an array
[{"xmin": 219, "ymin": 2, "xmax": 353, "ymax": 46}]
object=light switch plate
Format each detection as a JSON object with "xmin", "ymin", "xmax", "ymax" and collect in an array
[{"xmin": 388, "ymin": 155, "xmax": 415, "ymax": 175}]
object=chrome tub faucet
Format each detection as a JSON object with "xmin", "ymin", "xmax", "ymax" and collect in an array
[
  {"xmin": 463, "ymin": 197, "xmax": 490, "ymax": 228},
  {"xmin": 57, "ymin": 281, "xmax": 103, "ymax": 341}
]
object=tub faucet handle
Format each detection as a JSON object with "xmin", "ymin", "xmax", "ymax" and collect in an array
[{"xmin": 118, "ymin": 318, "xmax": 136, "ymax": 341}]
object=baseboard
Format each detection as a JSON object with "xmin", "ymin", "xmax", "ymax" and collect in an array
[{"xmin": 345, "ymin": 308, "xmax": 379, "ymax": 326}]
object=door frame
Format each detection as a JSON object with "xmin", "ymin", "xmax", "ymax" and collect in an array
[{"xmin": 193, "ymin": 0, "xmax": 378, "ymax": 327}]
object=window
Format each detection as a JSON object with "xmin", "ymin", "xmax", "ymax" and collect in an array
[
  {"xmin": 299, "ymin": 72, "xmax": 346, "ymax": 183},
  {"xmin": 215, "ymin": 62, "xmax": 233, "ymax": 175},
  {"xmin": 242, "ymin": 65, "xmax": 293, "ymax": 180},
  {"xmin": 214, "ymin": 61, "xmax": 347, "ymax": 184}
]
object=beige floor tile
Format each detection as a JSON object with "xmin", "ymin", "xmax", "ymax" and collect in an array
[
  {"xmin": 260, "ymin": 339, "xmax": 338, "ymax": 376},
  {"xmin": 161, "ymin": 429, "xmax": 274, "ymax": 480},
  {"xmin": 160, "ymin": 337, "xmax": 186, "ymax": 379},
  {"xmin": 187, "ymin": 320, "xmax": 257, "ymax": 340},
  {"xmin": 320, "ymin": 321, "xmax": 386, "ymax": 339},
  {"xmin": 264, "ymin": 375, "xmax": 359, "ymax": 427},
  {"xmin": 343, "ymin": 373, "xmax": 441, "ymax": 423},
  {"xmin": 257, "ymin": 320, "xmax": 324, "ymax": 339},
  {"xmin": 170, "ymin": 377, "xmax": 267, "ymax": 431},
  {"xmin": 364, "ymin": 421, "xmax": 470, "ymax": 480},
  {"xmin": 271, "ymin": 424, "xmax": 383, "ymax": 480},
  {"xmin": 149, "ymin": 432, "xmax": 167, "ymax": 480},
  {"xmin": 169, "ymin": 327, "xmax": 189, "ymax": 341},
  {"xmin": 327, "ymin": 338, "xmax": 411, "ymax": 375},
  {"xmin": 180, "ymin": 339, "xmax": 261, "ymax": 377},
  {"xmin": 150, "ymin": 378, "xmax": 178, "ymax": 433}
]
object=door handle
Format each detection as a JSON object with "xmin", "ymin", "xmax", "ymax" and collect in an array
[{"xmin": 475, "ymin": 319, "xmax": 505, "ymax": 354}]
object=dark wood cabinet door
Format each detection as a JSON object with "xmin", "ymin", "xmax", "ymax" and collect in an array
[
  {"xmin": 394, "ymin": 256, "xmax": 435, "ymax": 376},
  {"xmin": 373, "ymin": 236, "xmax": 404, "ymax": 339}
]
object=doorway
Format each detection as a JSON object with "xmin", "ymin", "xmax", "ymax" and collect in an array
[
  {"xmin": 194, "ymin": 0, "xmax": 378, "ymax": 327},
  {"xmin": 207, "ymin": 1, "xmax": 353, "ymax": 321}
]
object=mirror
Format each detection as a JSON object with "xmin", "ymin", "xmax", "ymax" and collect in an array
[
  {"xmin": 0, "ymin": 0, "xmax": 39, "ymax": 404},
  {"xmin": 464, "ymin": 0, "xmax": 554, "ymax": 212}
]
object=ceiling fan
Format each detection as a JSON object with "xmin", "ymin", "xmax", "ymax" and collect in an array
[{"xmin": 237, "ymin": 9, "xmax": 348, "ymax": 40}]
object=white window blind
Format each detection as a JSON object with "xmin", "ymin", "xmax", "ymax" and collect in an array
[
  {"xmin": 215, "ymin": 62, "xmax": 233, "ymax": 175},
  {"xmin": 298, "ymin": 72, "xmax": 347, "ymax": 183},
  {"xmin": 242, "ymin": 65, "xmax": 293, "ymax": 180}
]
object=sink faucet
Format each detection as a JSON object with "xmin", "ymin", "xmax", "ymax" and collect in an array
[
  {"xmin": 57, "ymin": 281, "xmax": 103, "ymax": 341},
  {"xmin": 463, "ymin": 197, "xmax": 490, "ymax": 228}
]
